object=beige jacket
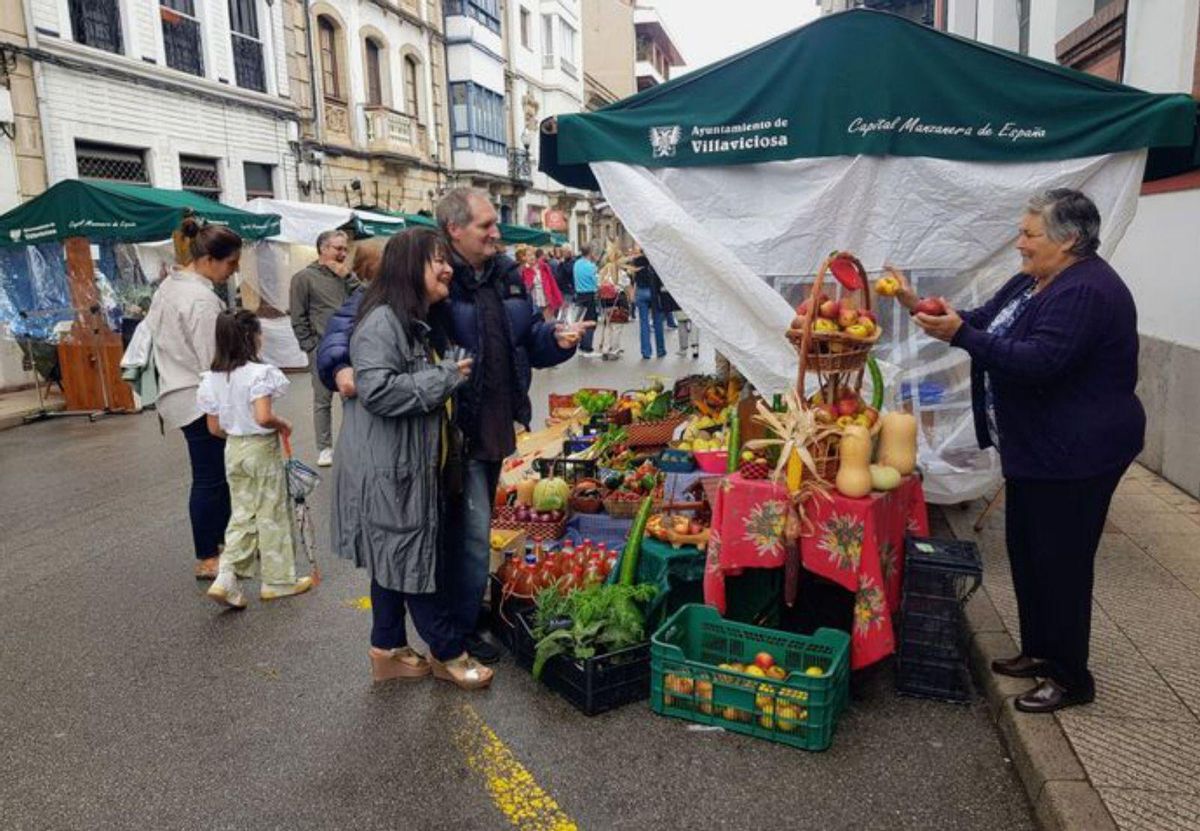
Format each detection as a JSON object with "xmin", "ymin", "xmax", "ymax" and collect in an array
[{"xmin": 145, "ymin": 269, "xmax": 224, "ymax": 429}]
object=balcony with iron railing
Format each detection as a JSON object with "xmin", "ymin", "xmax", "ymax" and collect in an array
[
  {"xmin": 364, "ymin": 106, "xmax": 427, "ymax": 159},
  {"xmin": 507, "ymin": 147, "xmax": 532, "ymax": 183}
]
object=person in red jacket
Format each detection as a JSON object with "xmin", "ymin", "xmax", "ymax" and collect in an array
[{"xmin": 518, "ymin": 246, "xmax": 563, "ymax": 321}]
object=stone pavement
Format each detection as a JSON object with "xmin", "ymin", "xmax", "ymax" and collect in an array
[{"xmin": 946, "ymin": 464, "xmax": 1200, "ymax": 831}]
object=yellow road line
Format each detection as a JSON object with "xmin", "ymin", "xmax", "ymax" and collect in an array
[{"xmin": 455, "ymin": 704, "xmax": 578, "ymax": 831}]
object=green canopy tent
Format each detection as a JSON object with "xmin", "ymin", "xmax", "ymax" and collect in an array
[
  {"xmin": 0, "ymin": 180, "xmax": 282, "ymax": 414},
  {"xmin": 0, "ymin": 179, "xmax": 281, "ymax": 247},
  {"xmin": 537, "ymin": 8, "xmax": 1199, "ymax": 503}
]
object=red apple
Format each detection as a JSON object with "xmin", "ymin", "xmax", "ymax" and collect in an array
[
  {"xmin": 914, "ymin": 297, "xmax": 947, "ymax": 316},
  {"xmin": 858, "ymin": 309, "xmax": 877, "ymax": 323},
  {"xmin": 818, "ymin": 299, "xmax": 841, "ymax": 320},
  {"xmin": 837, "ymin": 307, "xmax": 859, "ymax": 328},
  {"xmin": 754, "ymin": 652, "xmax": 776, "ymax": 671},
  {"xmin": 836, "ymin": 397, "xmax": 859, "ymax": 417},
  {"xmin": 796, "ymin": 299, "xmax": 812, "ymax": 318}
]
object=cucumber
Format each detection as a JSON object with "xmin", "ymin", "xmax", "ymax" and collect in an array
[
  {"xmin": 867, "ymin": 356, "xmax": 884, "ymax": 410},
  {"xmin": 618, "ymin": 495, "xmax": 655, "ymax": 585},
  {"xmin": 727, "ymin": 407, "xmax": 741, "ymax": 473}
]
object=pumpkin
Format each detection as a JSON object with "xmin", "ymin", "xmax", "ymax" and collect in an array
[
  {"xmin": 514, "ymin": 478, "xmax": 538, "ymax": 507},
  {"xmin": 876, "ymin": 413, "xmax": 917, "ymax": 475},
  {"xmin": 869, "ymin": 464, "xmax": 902, "ymax": 491},
  {"xmin": 835, "ymin": 425, "xmax": 873, "ymax": 498}
]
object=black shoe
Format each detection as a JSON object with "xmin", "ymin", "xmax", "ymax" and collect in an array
[
  {"xmin": 1014, "ymin": 679, "xmax": 1095, "ymax": 714},
  {"xmin": 991, "ymin": 654, "xmax": 1051, "ymax": 678},
  {"xmin": 464, "ymin": 633, "xmax": 501, "ymax": 665}
]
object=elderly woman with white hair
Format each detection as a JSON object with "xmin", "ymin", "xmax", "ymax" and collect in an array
[{"xmin": 891, "ymin": 188, "xmax": 1146, "ymax": 713}]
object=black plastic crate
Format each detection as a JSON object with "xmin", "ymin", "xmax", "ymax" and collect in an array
[
  {"xmin": 487, "ymin": 575, "xmax": 535, "ymax": 670},
  {"xmin": 896, "ymin": 608, "xmax": 967, "ymax": 663},
  {"xmin": 903, "ymin": 537, "xmax": 982, "ymax": 604},
  {"xmin": 532, "ymin": 456, "xmax": 599, "ymax": 482},
  {"xmin": 895, "ymin": 653, "xmax": 972, "ymax": 703},
  {"xmin": 519, "ymin": 612, "xmax": 651, "ymax": 716}
]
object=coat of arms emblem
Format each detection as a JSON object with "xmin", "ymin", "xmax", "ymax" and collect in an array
[{"xmin": 649, "ymin": 125, "xmax": 682, "ymax": 158}]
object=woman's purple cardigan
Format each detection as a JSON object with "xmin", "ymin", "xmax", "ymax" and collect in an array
[{"xmin": 951, "ymin": 255, "xmax": 1145, "ymax": 481}]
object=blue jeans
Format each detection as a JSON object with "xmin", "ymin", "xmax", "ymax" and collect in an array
[
  {"xmin": 181, "ymin": 415, "xmax": 231, "ymax": 560},
  {"xmin": 636, "ymin": 287, "xmax": 666, "ymax": 358},
  {"xmin": 370, "ymin": 578, "xmax": 463, "ymax": 661},
  {"xmin": 443, "ymin": 458, "xmax": 502, "ymax": 636}
]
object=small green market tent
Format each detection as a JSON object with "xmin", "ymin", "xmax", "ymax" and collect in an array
[
  {"xmin": 538, "ymin": 9, "xmax": 1200, "ymax": 503},
  {"xmin": 499, "ymin": 223, "xmax": 556, "ymax": 246},
  {"xmin": 0, "ymin": 180, "xmax": 281, "ymax": 247}
]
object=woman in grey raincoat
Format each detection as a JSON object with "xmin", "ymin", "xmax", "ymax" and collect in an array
[{"xmin": 331, "ymin": 229, "xmax": 492, "ymax": 690}]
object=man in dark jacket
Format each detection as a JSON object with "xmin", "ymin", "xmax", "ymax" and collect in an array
[
  {"xmin": 290, "ymin": 229, "xmax": 358, "ymax": 466},
  {"xmin": 317, "ymin": 188, "xmax": 586, "ymax": 662}
]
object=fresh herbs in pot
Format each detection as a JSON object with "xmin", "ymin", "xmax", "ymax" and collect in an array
[{"xmin": 530, "ymin": 582, "xmax": 657, "ymax": 679}]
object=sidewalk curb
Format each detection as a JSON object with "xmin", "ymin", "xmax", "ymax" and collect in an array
[{"xmin": 963, "ymin": 587, "xmax": 1118, "ymax": 831}]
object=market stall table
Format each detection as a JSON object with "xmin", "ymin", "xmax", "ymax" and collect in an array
[{"xmin": 703, "ymin": 473, "xmax": 929, "ymax": 669}]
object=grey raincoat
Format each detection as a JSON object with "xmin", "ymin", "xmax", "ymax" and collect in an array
[{"xmin": 331, "ymin": 305, "xmax": 465, "ymax": 593}]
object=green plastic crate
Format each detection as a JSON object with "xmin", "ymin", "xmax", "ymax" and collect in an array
[{"xmin": 650, "ymin": 604, "xmax": 851, "ymax": 751}]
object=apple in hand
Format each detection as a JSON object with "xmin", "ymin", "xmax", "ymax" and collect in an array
[{"xmin": 914, "ymin": 297, "xmax": 947, "ymax": 316}]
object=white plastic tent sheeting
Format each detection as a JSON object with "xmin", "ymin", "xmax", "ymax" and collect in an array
[
  {"xmin": 132, "ymin": 239, "xmax": 310, "ymax": 370},
  {"xmin": 592, "ymin": 150, "xmax": 1147, "ymax": 503}
]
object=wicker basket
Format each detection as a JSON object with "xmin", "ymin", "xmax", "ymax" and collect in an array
[
  {"xmin": 492, "ymin": 505, "xmax": 568, "ymax": 542},
  {"xmin": 794, "ymin": 253, "xmax": 881, "ymax": 377},
  {"xmin": 603, "ymin": 493, "xmax": 662, "ymax": 519},
  {"xmin": 627, "ymin": 413, "xmax": 687, "ymax": 447}
]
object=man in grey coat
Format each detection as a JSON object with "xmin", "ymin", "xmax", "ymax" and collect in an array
[{"xmin": 290, "ymin": 229, "xmax": 359, "ymax": 466}]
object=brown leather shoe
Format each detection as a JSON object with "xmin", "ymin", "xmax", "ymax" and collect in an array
[
  {"xmin": 991, "ymin": 654, "xmax": 1050, "ymax": 678},
  {"xmin": 194, "ymin": 557, "xmax": 220, "ymax": 580},
  {"xmin": 1014, "ymin": 679, "xmax": 1095, "ymax": 714}
]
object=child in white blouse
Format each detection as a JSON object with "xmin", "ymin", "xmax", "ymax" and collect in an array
[{"xmin": 197, "ymin": 310, "xmax": 313, "ymax": 609}]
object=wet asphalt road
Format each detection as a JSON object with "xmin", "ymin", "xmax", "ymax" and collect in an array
[{"xmin": 0, "ymin": 332, "xmax": 1034, "ymax": 830}]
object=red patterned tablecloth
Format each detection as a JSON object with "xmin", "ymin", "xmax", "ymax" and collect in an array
[{"xmin": 703, "ymin": 473, "xmax": 929, "ymax": 669}]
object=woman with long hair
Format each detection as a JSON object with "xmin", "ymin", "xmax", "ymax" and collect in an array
[
  {"xmin": 144, "ymin": 218, "xmax": 242, "ymax": 580},
  {"xmin": 331, "ymin": 229, "xmax": 491, "ymax": 690}
]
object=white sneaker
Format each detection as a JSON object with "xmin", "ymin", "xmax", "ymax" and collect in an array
[
  {"xmin": 317, "ymin": 448, "xmax": 334, "ymax": 467},
  {"xmin": 261, "ymin": 576, "xmax": 315, "ymax": 601},
  {"xmin": 207, "ymin": 571, "xmax": 247, "ymax": 610}
]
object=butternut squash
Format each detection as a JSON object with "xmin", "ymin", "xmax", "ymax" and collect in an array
[
  {"xmin": 876, "ymin": 412, "xmax": 917, "ymax": 475},
  {"xmin": 835, "ymin": 425, "xmax": 873, "ymax": 498}
]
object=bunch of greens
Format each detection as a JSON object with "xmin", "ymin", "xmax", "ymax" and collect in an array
[
  {"xmin": 640, "ymin": 390, "xmax": 673, "ymax": 422},
  {"xmin": 574, "ymin": 390, "xmax": 617, "ymax": 416},
  {"xmin": 530, "ymin": 582, "xmax": 657, "ymax": 679}
]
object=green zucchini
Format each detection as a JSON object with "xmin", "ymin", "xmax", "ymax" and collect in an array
[
  {"xmin": 867, "ymin": 356, "xmax": 884, "ymax": 410},
  {"xmin": 619, "ymin": 495, "xmax": 655, "ymax": 585}
]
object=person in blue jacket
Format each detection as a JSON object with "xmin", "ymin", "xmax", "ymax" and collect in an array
[
  {"xmin": 887, "ymin": 189, "xmax": 1143, "ymax": 714},
  {"xmin": 318, "ymin": 187, "xmax": 587, "ymax": 663}
]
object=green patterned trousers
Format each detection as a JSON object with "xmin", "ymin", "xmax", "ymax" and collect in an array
[{"xmin": 220, "ymin": 434, "xmax": 296, "ymax": 585}]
